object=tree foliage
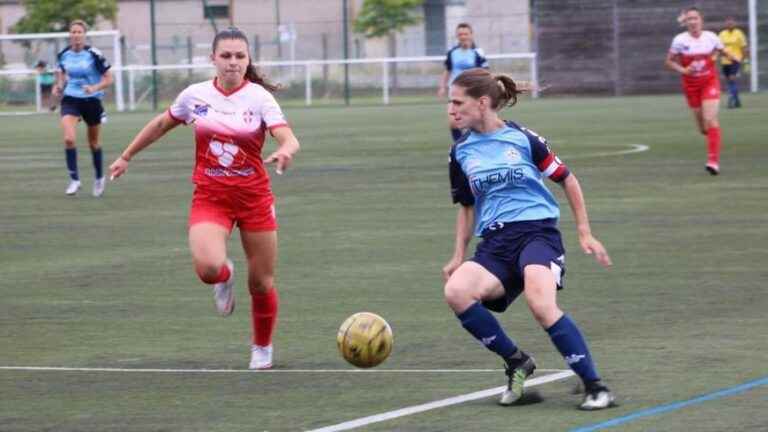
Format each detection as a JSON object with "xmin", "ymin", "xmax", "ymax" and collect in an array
[
  {"xmin": 12, "ymin": 0, "xmax": 117, "ymax": 34},
  {"xmin": 353, "ymin": 0, "xmax": 424, "ymax": 39}
]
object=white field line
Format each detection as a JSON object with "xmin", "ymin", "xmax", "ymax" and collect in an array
[
  {"xmin": 567, "ymin": 144, "xmax": 650, "ymax": 160},
  {"xmin": 307, "ymin": 370, "xmax": 575, "ymax": 432},
  {"xmin": 0, "ymin": 366, "xmax": 565, "ymax": 374}
]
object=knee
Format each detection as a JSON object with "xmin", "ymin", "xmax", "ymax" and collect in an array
[
  {"xmin": 527, "ymin": 300, "xmax": 561, "ymax": 328},
  {"xmin": 444, "ymin": 280, "xmax": 474, "ymax": 313},
  {"xmin": 64, "ymin": 137, "xmax": 76, "ymax": 148},
  {"xmin": 248, "ymin": 274, "xmax": 274, "ymax": 295},
  {"xmin": 705, "ymin": 119, "xmax": 719, "ymax": 129},
  {"xmin": 195, "ymin": 262, "xmax": 223, "ymax": 284}
]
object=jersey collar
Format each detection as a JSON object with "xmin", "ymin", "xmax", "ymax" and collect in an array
[{"xmin": 213, "ymin": 77, "xmax": 249, "ymax": 96}]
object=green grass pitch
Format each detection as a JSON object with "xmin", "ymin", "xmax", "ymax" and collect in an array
[{"xmin": 1, "ymin": 93, "xmax": 767, "ymax": 431}]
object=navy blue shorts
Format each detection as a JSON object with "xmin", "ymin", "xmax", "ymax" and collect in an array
[
  {"xmin": 471, "ymin": 219, "xmax": 566, "ymax": 312},
  {"xmin": 722, "ymin": 63, "xmax": 741, "ymax": 78},
  {"xmin": 60, "ymin": 96, "xmax": 105, "ymax": 126}
]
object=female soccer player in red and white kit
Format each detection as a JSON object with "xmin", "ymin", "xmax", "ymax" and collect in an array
[
  {"xmin": 666, "ymin": 7, "xmax": 737, "ymax": 175},
  {"xmin": 109, "ymin": 28, "xmax": 300, "ymax": 369}
]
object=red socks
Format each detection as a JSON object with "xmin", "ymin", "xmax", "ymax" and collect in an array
[
  {"xmin": 251, "ymin": 288, "xmax": 279, "ymax": 346},
  {"xmin": 706, "ymin": 127, "xmax": 721, "ymax": 164}
]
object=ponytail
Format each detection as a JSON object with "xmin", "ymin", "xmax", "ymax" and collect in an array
[
  {"xmin": 453, "ymin": 68, "xmax": 527, "ymax": 111},
  {"xmin": 245, "ymin": 63, "xmax": 280, "ymax": 93}
]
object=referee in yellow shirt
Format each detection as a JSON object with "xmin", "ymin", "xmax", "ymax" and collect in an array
[{"xmin": 719, "ymin": 17, "xmax": 748, "ymax": 108}]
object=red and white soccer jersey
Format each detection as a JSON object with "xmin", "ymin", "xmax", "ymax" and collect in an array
[
  {"xmin": 168, "ymin": 78, "xmax": 288, "ymax": 192},
  {"xmin": 669, "ymin": 31, "xmax": 723, "ymax": 107}
]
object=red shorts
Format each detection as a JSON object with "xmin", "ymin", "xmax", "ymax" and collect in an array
[
  {"xmin": 189, "ymin": 186, "xmax": 277, "ymax": 232},
  {"xmin": 682, "ymin": 78, "xmax": 720, "ymax": 108}
]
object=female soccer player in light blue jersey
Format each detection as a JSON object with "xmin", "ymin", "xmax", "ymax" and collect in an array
[
  {"xmin": 53, "ymin": 20, "xmax": 113, "ymax": 197},
  {"xmin": 438, "ymin": 23, "xmax": 488, "ymax": 142},
  {"xmin": 442, "ymin": 68, "xmax": 616, "ymax": 410}
]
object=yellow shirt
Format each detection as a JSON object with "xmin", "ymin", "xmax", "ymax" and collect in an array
[{"xmin": 719, "ymin": 28, "xmax": 747, "ymax": 64}]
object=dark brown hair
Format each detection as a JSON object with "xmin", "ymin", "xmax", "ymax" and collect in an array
[
  {"xmin": 212, "ymin": 27, "xmax": 279, "ymax": 93},
  {"xmin": 452, "ymin": 68, "xmax": 525, "ymax": 110},
  {"xmin": 456, "ymin": 22, "xmax": 473, "ymax": 32}
]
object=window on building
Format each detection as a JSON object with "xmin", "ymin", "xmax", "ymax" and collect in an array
[
  {"xmin": 424, "ymin": 1, "xmax": 446, "ymax": 55},
  {"xmin": 204, "ymin": 5, "xmax": 229, "ymax": 19}
]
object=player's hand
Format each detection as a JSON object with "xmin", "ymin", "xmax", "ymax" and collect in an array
[
  {"xmin": 681, "ymin": 66, "xmax": 693, "ymax": 76},
  {"xmin": 264, "ymin": 151, "xmax": 293, "ymax": 175},
  {"xmin": 437, "ymin": 86, "xmax": 446, "ymax": 98},
  {"xmin": 83, "ymin": 85, "xmax": 97, "ymax": 95},
  {"xmin": 52, "ymin": 86, "xmax": 61, "ymax": 97},
  {"xmin": 109, "ymin": 157, "xmax": 129, "ymax": 180},
  {"xmin": 442, "ymin": 257, "xmax": 463, "ymax": 282},
  {"xmin": 579, "ymin": 234, "xmax": 612, "ymax": 268}
]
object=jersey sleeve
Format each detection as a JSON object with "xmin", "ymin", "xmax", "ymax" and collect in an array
[
  {"xmin": 449, "ymin": 146, "xmax": 475, "ymax": 206},
  {"xmin": 475, "ymin": 48, "xmax": 489, "ymax": 68},
  {"xmin": 523, "ymin": 127, "xmax": 570, "ymax": 183},
  {"xmin": 56, "ymin": 48, "xmax": 67, "ymax": 72},
  {"xmin": 168, "ymin": 87, "xmax": 193, "ymax": 124},
  {"xmin": 444, "ymin": 49, "xmax": 453, "ymax": 71},
  {"xmin": 88, "ymin": 47, "xmax": 111, "ymax": 74},
  {"xmin": 669, "ymin": 35, "xmax": 684, "ymax": 55},
  {"xmin": 260, "ymin": 90, "xmax": 288, "ymax": 133}
]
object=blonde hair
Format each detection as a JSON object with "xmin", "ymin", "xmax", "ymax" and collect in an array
[{"xmin": 69, "ymin": 20, "xmax": 88, "ymax": 32}]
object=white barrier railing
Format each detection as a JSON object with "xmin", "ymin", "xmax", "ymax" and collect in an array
[{"xmin": 1, "ymin": 52, "xmax": 537, "ymax": 112}]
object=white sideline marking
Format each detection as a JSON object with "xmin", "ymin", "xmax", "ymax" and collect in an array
[
  {"xmin": 568, "ymin": 144, "xmax": 649, "ymax": 160},
  {"xmin": 0, "ymin": 366, "xmax": 565, "ymax": 374},
  {"xmin": 307, "ymin": 370, "xmax": 575, "ymax": 432}
]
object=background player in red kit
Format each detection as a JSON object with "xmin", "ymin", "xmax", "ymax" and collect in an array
[
  {"xmin": 665, "ymin": 7, "xmax": 737, "ymax": 175},
  {"xmin": 109, "ymin": 27, "xmax": 300, "ymax": 369}
]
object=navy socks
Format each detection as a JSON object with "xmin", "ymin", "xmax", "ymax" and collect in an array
[
  {"xmin": 457, "ymin": 302, "xmax": 518, "ymax": 359},
  {"xmin": 546, "ymin": 314, "xmax": 600, "ymax": 383}
]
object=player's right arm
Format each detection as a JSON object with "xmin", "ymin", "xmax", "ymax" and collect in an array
[
  {"xmin": 52, "ymin": 69, "xmax": 66, "ymax": 97},
  {"xmin": 109, "ymin": 112, "xmax": 180, "ymax": 180},
  {"xmin": 443, "ymin": 204, "xmax": 474, "ymax": 281},
  {"xmin": 443, "ymin": 145, "xmax": 476, "ymax": 280},
  {"xmin": 665, "ymin": 51, "xmax": 689, "ymax": 75}
]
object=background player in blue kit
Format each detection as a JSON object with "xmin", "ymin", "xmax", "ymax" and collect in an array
[
  {"xmin": 438, "ymin": 23, "xmax": 488, "ymax": 142},
  {"xmin": 442, "ymin": 68, "xmax": 616, "ymax": 410},
  {"xmin": 53, "ymin": 20, "xmax": 113, "ymax": 197}
]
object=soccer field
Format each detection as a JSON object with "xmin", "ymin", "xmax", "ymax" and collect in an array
[{"xmin": 1, "ymin": 93, "xmax": 767, "ymax": 431}]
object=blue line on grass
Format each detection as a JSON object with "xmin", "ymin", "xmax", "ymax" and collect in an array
[{"xmin": 570, "ymin": 375, "xmax": 768, "ymax": 432}]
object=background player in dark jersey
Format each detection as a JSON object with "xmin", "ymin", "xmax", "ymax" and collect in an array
[
  {"xmin": 438, "ymin": 23, "xmax": 488, "ymax": 142},
  {"xmin": 53, "ymin": 20, "xmax": 113, "ymax": 196},
  {"xmin": 443, "ymin": 68, "xmax": 615, "ymax": 410}
]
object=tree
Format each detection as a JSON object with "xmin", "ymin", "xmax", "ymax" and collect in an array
[
  {"xmin": 12, "ymin": 0, "xmax": 117, "ymax": 34},
  {"xmin": 354, "ymin": 0, "xmax": 424, "ymax": 89}
]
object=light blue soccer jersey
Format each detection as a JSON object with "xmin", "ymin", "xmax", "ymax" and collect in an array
[
  {"xmin": 449, "ymin": 121, "xmax": 571, "ymax": 236},
  {"xmin": 56, "ymin": 46, "xmax": 111, "ymax": 99},
  {"xmin": 444, "ymin": 45, "xmax": 489, "ymax": 84}
]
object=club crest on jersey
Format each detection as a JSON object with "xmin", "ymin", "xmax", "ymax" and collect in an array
[
  {"xmin": 504, "ymin": 148, "xmax": 521, "ymax": 162},
  {"xmin": 193, "ymin": 104, "xmax": 210, "ymax": 117},
  {"xmin": 242, "ymin": 109, "xmax": 255, "ymax": 124}
]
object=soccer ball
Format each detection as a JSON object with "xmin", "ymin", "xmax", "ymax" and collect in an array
[{"xmin": 337, "ymin": 312, "xmax": 393, "ymax": 368}]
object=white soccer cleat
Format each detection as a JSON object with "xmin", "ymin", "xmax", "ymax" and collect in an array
[
  {"xmin": 65, "ymin": 180, "xmax": 81, "ymax": 195},
  {"xmin": 579, "ymin": 387, "xmax": 616, "ymax": 410},
  {"xmin": 92, "ymin": 177, "xmax": 106, "ymax": 197},
  {"xmin": 212, "ymin": 259, "xmax": 235, "ymax": 316},
  {"xmin": 249, "ymin": 344, "xmax": 273, "ymax": 370}
]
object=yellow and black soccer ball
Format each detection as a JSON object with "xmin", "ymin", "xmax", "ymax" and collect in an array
[{"xmin": 337, "ymin": 312, "xmax": 393, "ymax": 368}]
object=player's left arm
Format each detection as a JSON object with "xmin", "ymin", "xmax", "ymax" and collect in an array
[
  {"xmin": 525, "ymin": 126, "xmax": 611, "ymax": 267},
  {"xmin": 83, "ymin": 70, "xmax": 113, "ymax": 95},
  {"xmin": 560, "ymin": 174, "xmax": 612, "ymax": 268},
  {"xmin": 265, "ymin": 126, "xmax": 300, "ymax": 175}
]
